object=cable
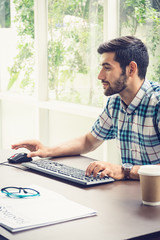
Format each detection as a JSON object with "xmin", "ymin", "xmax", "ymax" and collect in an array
[
  {"xmin": 0, "ymin": 161, "xmax": 8, "ymax": 165},
  {"xmin": 0, "ymin": 162, "xmax": 26, "ymax": 171}
]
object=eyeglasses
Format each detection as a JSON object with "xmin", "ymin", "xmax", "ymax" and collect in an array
[{"xmin": 1, "ymin": 187, "xmax": 40, "ymax": 198}]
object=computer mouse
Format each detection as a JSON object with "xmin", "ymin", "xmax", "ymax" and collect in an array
[{"xmin": 8, "ymin": 153, "xmax": 32, "ymax": 164}]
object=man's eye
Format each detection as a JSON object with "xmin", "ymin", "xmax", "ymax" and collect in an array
[{"xmin": 104, "ymin": 67, "xmax": 110, "ymax": 71}]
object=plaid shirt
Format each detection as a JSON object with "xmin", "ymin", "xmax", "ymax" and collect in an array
[{"xmin": 91, "ymin": 80, "xmax": 160, "ymax": 165}]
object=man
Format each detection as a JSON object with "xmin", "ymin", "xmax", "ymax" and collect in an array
[{"xmin": 12, "ymin": 36, "xmax": 160, "ymax": 180}]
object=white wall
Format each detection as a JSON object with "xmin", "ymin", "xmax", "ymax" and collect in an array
[
  {"xmin": 1, "ymin": 100, "xmax": 36, "ymax": 149},
  {"xmin": 49, "ymin": 108, "xmax": 104, "ymax": 160}
]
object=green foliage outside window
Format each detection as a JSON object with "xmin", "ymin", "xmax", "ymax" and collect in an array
[
  {"xmin": 48, "ymin": 0, "xmax": 103, "ymax": 105},
  {"xmin": 7, "ymin": 0, "xmax": 34, "ymax": 91}
]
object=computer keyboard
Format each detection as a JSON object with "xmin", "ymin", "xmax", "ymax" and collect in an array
[{"xmin": 22, "ymin": 159, "xmax": 115, "ymax": 186}]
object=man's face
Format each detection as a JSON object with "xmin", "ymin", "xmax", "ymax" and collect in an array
[{"xmin": 98, "ymin": 52, "xmax": 128, "ymax": 96}]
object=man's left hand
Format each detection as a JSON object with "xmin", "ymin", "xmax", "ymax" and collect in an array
[{"xmin": 85, "ymin": 161, "xmax": 125, "ymax": 180}]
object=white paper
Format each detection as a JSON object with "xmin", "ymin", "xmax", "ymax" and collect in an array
[{"xmin": 0, "ymin": 185, "xmax": 97, "ymax": 232}]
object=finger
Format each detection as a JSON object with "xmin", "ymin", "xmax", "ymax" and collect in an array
[
  {"xmin": 11, "ymin": 144, "xmax": 26, "ymax": 150},
  {"xmin": 27, "ymin": 152, "xmax": 33, "ymax": 158},
  {"xmin": 27, "ymin": 151, "xmax": 40, "ymax": 158},
  {"xmin": 85, "ymin": 162, "xmax": 97, "ymax": 176},
  {"xmin": 92, "ymin": 165, "xmax": 103, "ymax": 178},
  {"xmin": 12, "ymin": 143, "xmax": 29, "ymax": 148},
  {"xmin": 100, "ymin": 168, "xmax": 112, "ymax": 178},
  {"xmin": 12, "ymin": 140, "xmax": 37, "ymax": 148},
  {"xmin": 12, "ymin": 142, "xmax": 37, "ymax": 152},
  {"xmin": 11, "ymin": 144, "xmax": 19, "ymax": 149}
]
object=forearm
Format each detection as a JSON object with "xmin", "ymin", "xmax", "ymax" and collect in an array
[
  {"xmin": 47, "ymin": 133, "xmax": 101, "ymax": 158},
  {"xmin": 47, "ymin": 137, "xmax": 86, "ymax": 157}
]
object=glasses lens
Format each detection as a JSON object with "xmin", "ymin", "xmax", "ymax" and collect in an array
[
  {"xmin": 23, "ymin": 188, "xmax": 39, "ymax": 195},
  {"xmin": 7, "ymin": 187, "xmax": 20, "ymax": 194}
]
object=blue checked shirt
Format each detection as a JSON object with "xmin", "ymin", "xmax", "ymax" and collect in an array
[{"xmin": 91, "ymin": 80, "xmax": 160, "ymax": 165}]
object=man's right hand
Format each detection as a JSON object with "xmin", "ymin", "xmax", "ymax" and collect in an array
[{"xmin": 11, "ymin": 140, "xmax": 49, "ymax": 158}]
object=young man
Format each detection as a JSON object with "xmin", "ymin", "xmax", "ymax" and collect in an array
[{"xmin": 12, "ymin": 36, "xmax": 160, "ymax": 180}]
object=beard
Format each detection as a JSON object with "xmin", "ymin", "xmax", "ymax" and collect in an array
[{"xmin": 103, "ymin": 72, "xmax": 128, "ymax": 96}]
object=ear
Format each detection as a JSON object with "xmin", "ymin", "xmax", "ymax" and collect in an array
[{"xmin": 127, "ymin": 61, "xmax": 137, "ymax": 77}]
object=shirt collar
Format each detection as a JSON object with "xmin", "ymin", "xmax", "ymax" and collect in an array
[{"xmin": 121, "ymin": 79, "xmax": 151, "ymax": 114}]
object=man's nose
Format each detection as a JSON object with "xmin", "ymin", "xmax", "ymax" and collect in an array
[{"xmin": 98, "ymin": 69, "xmax": 105, "ymax": 80}]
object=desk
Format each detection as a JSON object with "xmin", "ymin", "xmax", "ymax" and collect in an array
[{"xmin": 0, "ymin": 150, "xmax": 160, "ymax": 240}]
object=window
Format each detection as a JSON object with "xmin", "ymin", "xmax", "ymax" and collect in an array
[{"xmin": 48, "ymin": 0, "xmax": 104, "ymax": 107}]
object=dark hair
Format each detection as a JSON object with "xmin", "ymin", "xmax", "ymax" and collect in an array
[{"xmin": 97, "ymin": 36, "xmax": 149, "ymax": 79}]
